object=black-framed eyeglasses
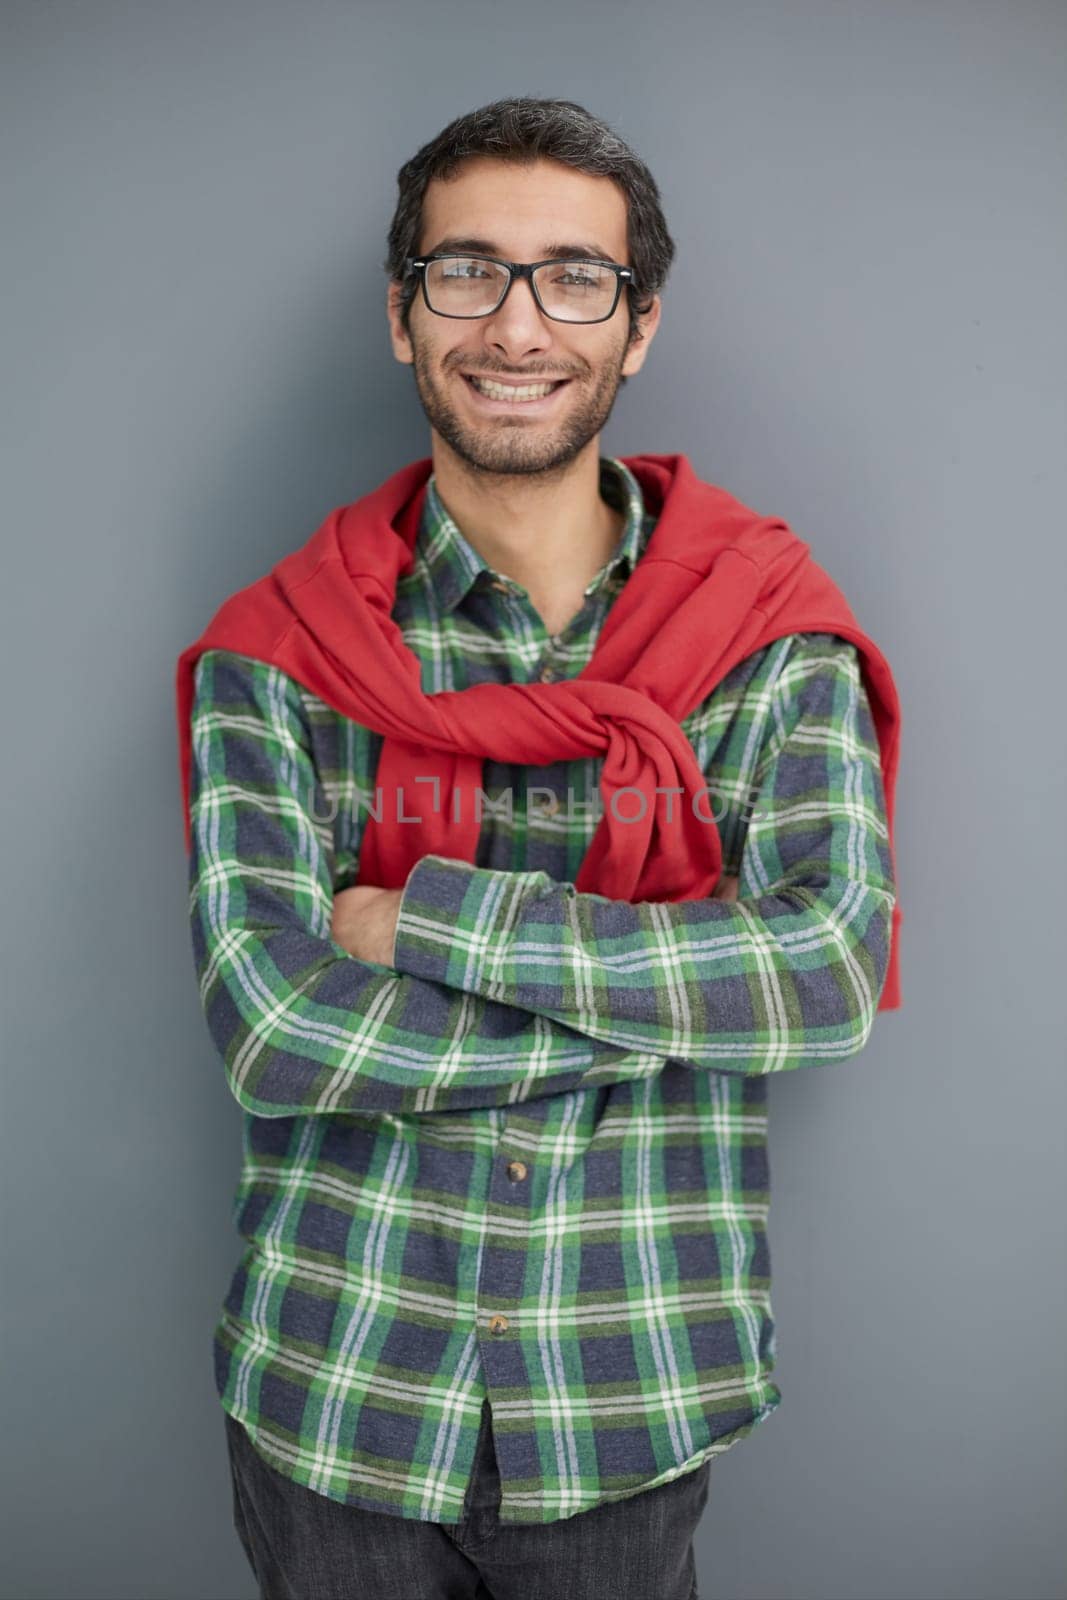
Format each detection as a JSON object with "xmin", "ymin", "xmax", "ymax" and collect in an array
[{"xmin": 404, "ymin": 253, "xmax": 636, "ymax": 324}]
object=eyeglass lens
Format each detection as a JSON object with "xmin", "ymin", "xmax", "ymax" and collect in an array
[{"xmin": 424, "ymin": 257, "xmax": 618, "ymax": 321}]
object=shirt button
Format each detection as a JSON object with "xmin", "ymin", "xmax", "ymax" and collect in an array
[
  {"xmin": 489, "ymin": 578, "xmax": 511, "ymax": 594},
  {"xmin": 539, "ymin": 664, "xmax": 556, "ymax": 683},
  {"xmin": 506, "ymin": 1161, "xmax": 528, "ymax": 1182},
  {"xmin": 535, "ymin": 795, "xmax": 559, "ymax": 817},
  {"xmin": 488, "ymin": 1314, "xmax": 509, "ymax": 1336}
]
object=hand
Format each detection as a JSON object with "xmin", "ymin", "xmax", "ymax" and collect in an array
[
  {"xmin": 331, "ymin": 884, "xmax": 404, "ymax": 967},
  {"xmin": 713, "ymin": 872, "xmax": 740, "ymax": 903}
]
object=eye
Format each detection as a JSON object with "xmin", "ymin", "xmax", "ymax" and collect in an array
[{"xmin": 440, "ymin": 257, "xmax": 493, "ymax": 280}]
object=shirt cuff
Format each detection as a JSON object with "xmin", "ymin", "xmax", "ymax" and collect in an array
[{"xmin": 392, "ymin": 853, "xmax": 554, "ymax": 991}]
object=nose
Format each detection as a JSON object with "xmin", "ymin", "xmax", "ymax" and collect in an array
[{"xmin": 480, "ymin": 272, "xmax": 553, "ymax": 359}]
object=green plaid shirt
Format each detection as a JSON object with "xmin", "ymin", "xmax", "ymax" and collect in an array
[{"xmin": 187, "ymin": 456, "xmax": 895, "ymax": 1525}]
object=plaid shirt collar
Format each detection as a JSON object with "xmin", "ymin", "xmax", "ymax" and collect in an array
[{"xmin": 416, "ymin": 455, "xmax": 648, "ymax": 615}]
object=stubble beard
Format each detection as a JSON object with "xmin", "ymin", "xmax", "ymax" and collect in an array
[{"xmin": 406, "ymin": 323, "xmax": 632, "ymax": 484}]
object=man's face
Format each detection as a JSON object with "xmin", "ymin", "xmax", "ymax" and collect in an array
[{"xmin": 386, "ymin": 156, "xmax": 661, "ymax": 478}]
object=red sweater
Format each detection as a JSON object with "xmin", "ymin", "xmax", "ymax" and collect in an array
[{"xmin": 176, "ymin": 452, "xmax": 902, "ymax": 1009}]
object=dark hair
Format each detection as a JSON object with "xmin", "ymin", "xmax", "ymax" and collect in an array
[{"xmin": 383, "ymin": 96, "xmax": 675, "ymax": 355}]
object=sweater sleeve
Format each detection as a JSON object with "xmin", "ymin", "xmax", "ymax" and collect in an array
[
  {"xmin": 391, "ymin": 634, "xmax": 896, "ymax": 1073},
  {"xmin": 187, "ymin": 649, "xmax": 695, "ymax": 1118}
]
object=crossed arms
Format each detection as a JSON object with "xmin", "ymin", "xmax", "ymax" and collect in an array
[{"xmin": 186, "ymin": 640, "xmax": 895, "ymax": 1118}]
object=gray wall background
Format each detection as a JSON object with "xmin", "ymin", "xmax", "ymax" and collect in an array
[{"xmin": 2, "ymin": 3, "xmax": 1064, "ymax": 1597}]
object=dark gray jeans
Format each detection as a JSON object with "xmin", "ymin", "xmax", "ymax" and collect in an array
[{"xmin": 223, "ymin": 1402, "xmax": 711, "ymax": 1600}]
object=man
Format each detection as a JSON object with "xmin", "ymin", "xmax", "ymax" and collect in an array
[{"xmin": 178, "ymin": 97, "xmax": 900, "ymax": 1600}]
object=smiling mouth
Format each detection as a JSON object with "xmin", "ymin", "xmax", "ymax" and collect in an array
[{"xmin": 462, "ymin": 373, "xmax": 571, "ymax": 404}]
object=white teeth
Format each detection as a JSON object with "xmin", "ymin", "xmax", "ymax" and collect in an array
[{"xmin": 468, "ymin": 376, "xmax": 560, "ymax": 402}]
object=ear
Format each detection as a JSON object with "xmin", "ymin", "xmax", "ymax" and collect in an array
[
  {"xmin": 386, "ymin": 280, "xmax": 415, "ymax": 366},
  {"xmin": 620, "ymin": 294, "xmax": 662, "ymax": 379}
]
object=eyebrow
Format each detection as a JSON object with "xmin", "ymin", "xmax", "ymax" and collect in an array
[{"xmin": 422, "ymin": 235, "xmax": 621, "ymax": 262}]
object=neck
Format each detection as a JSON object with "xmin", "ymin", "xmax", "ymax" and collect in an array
[{"xmin": 428, "ymin": 436, "xmax": 624, "ymax": 632}]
